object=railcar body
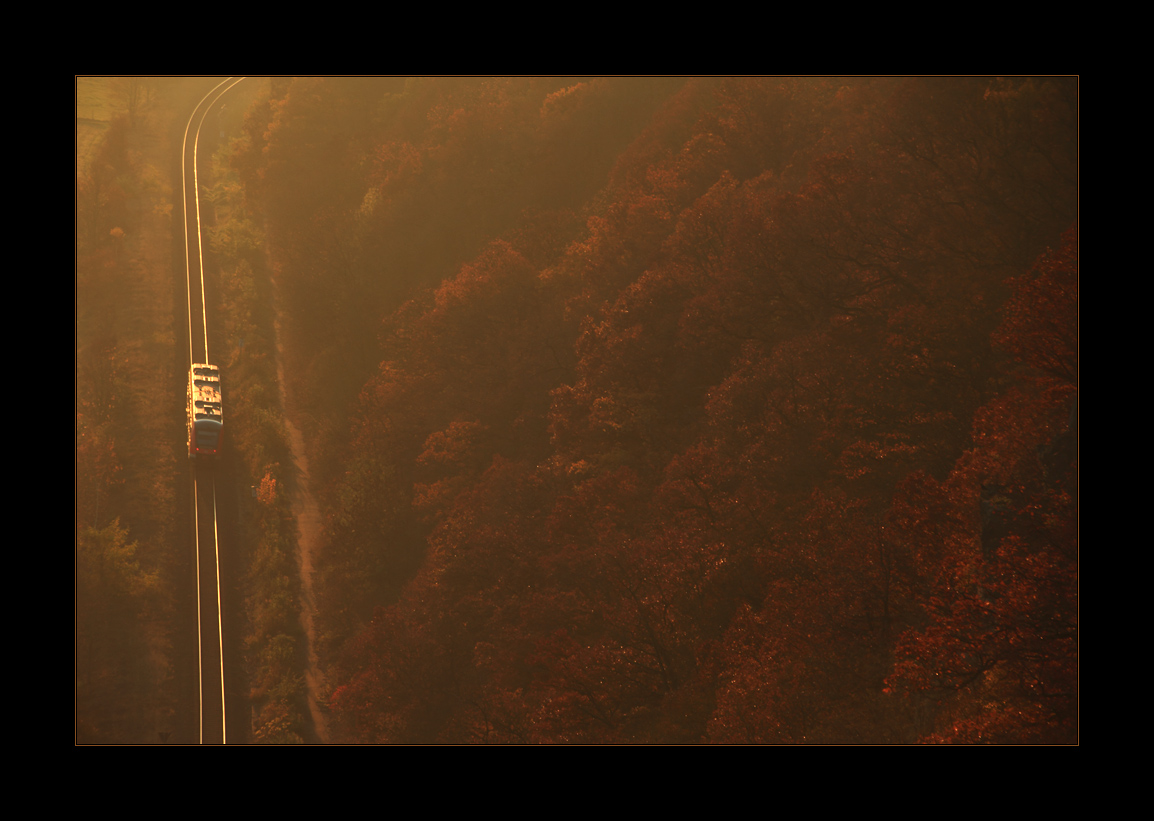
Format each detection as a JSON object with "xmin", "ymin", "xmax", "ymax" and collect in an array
[{"xmin": 188, "ymin": 363, "xmax": 222, "ymax": 461}]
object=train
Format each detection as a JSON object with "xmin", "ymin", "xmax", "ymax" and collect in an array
[{"xmin": 188, "ymin": 363, "xmax": 223, "ymax": 461}]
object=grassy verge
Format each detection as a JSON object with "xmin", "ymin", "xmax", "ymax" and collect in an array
[{"xmin": 207, "ymin": 135, "xmax": 311, "ymax": 743}]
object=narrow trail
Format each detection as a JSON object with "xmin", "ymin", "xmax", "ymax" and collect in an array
[{"xmin": 275, "ymin": 322, "xmax": 330, "ymax": 744}]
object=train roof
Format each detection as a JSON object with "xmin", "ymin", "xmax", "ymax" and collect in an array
[{"xmin": 191, "ymin": 363, "xmax": 223, "ymax": 424}]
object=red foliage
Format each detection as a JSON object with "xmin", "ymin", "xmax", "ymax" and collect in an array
[
  {"xmin": 995, "ymin": 226, "xmax": 1079, "ymax": 386},
  {"xmin": 886, "ymin": 226, "xmax": 1077, "ymax": 743}
]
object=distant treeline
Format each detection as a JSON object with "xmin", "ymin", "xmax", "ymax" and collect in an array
[{"xmin": 230, "ymin": 77, "xmax": 1077, "ymax": 743}]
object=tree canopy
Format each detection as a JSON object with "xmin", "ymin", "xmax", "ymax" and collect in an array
[{"xmin": 232, "ymin": 77, "xmax": 1077, "ymax": 743}]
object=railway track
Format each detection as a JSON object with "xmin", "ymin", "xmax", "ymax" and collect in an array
[{"xmin": 180, "ymin": 77, "xmax": 246, "ymax": 744}]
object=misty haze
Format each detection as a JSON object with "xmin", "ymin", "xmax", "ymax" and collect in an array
[{"xmin": 76, "ymin": 77, "xmax": 1077, "ymax": 744}]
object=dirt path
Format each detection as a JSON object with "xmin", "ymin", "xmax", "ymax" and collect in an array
[{"xmin": 276, "ymin": 329, "xmax": 330, "ymax": 744}]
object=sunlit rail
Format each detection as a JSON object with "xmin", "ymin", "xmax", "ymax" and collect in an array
[{"xmin": 181, "ymin": 77, "xmax": 245, "ymax": 744}]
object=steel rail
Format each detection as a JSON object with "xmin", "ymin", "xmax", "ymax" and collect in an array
[{"xmin": 180, "ymin": 77, "xmax": 245, "ymax": 743}]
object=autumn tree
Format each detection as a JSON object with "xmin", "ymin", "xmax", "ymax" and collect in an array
[
  {"xmin": 76, "ymin": 520, "xmax": 161, "ymax": 742},
  {"xmin": 886, "ymin": 228, "xmax": 1077, "ymax": 743},
  {"xmin": 256, "ymin": 77, "xmax": 1081, "ymax": 743}
]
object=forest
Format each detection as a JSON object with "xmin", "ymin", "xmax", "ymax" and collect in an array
[
  {"xmin": 77, "ymin": 78, "xmax": 182, "ymax": 741},
  {"xmin": 211, "ymin": 77, "xmax": 1076, "ymax": 743}
]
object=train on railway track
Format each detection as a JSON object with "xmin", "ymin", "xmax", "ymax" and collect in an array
[{"xmin": 188, "ymin": 363, "xmax": 223, "ymax": 462}]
